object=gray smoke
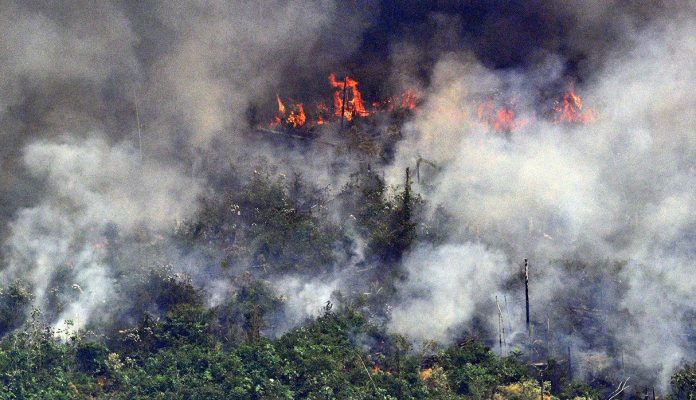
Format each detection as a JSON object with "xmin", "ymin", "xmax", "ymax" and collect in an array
[
  {"xmin": 3, "ymin": 137, "xmax": 201, "ymax": 331},
  {"xmin": 388, "ymin": 243, "xmax": 513, "ymax": 343},
  {"xmin": 1, "ymin": 0, "xmax": 694, "ymax": 391},
  {"xmin": 0, "ymin": 0, "xmax": 371, "ymax": 333},
  {"xmin": 386, "ymin": 10, "xmax": 696, "ymax": 389}
]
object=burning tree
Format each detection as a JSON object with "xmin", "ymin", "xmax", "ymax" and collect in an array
[
  {"xmin": 266, "ymin": 73, "xmax": 420, "ymax": 130},
  {"xmin": 270, "ymin": 95, "xmax": 307, "ymax": 129},
  {"xmin": 329, "ymin": 73, "xmax": 370, "ymax": 121},
  {"xmin": 553, "ymin": 83, "xmax": 595, "ymax": 124}
]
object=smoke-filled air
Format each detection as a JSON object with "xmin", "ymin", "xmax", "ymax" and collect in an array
[{"xmin": 0, "ymin": 1, "xmax": 694, "ymax": 398}]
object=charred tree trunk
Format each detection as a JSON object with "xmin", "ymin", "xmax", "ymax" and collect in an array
[
  {"xmin": 340, "ymin": 76, "xmax": 348, "ymax": 129},
  {"xmin": 525, "ymin": 258, "xmax": 530, "ymax": 335}
]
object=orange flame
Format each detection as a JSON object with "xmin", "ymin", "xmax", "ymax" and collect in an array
[
  {"xmin": 276, "ymin": 94, "xmax": 285, "ymax": 115},
  {"xmin": 316, "ymin": 101, "xmax": 329, "ymax": 113},
  {"xmin": 286, "ymin": 103, "xmax": 306, "ymax": 128},
  {"xmin": 368, "ymin": 90, "xmax": 419, "ymax": 113},
  {"xmin": 329, "ymin": 73, "xmax": 370, "ymax": 121},
  {"xmin": 268, "ymin": 75, "xmax": 419, "ymax": 129},
  {"xmin": 267, "ymin": 76, "xmax": 596, "ymax": 131},
  {"xmin": 553, "ymin": 83, "xmax": 595, "ymax": 124},
  {"xmin": 270, "ymin": 96, "xmax": 306, "ymax": 128},
  {"xmin": 477, "ymin": 100, "xmax": 527, "ymax": 132}
]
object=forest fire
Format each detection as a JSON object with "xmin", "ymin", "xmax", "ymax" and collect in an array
[
  {"xmin": 476, "ymin": 83, "xmax": 595, "ymax": 132},
  {"xmin": 329, "ymin": 73, "xmax": 370, "ymax": 121},
  {"xmin": 477, "ymin": 100, "xmax": 528, "ymax": 133},
  {"xmin": 270, "ymin": 96, "xmax": 307, "ymax": 128},
  {"xmin": 268, "ymin": 76, "xmax": 594, "ymax": 132},
  {"xmin": 400, "ymin": 90, "xmax": 418, "ymax": 110},
  {"xmin": 286, "ymin": 104, "xmax": 306, "ymax": 128},
  {"xmin": 268, "ymin": 73, "xmax": 419, "ymax": 129},
  {"xmin": 371, "ymin": 90, "xmax": 419, "ymax": 112},
  {"xmin": 553, "ymin": 83, "xmax": 595, "ymax": 124}
]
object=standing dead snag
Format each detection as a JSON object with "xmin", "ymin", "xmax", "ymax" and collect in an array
[
  {"xmin": 133, "ymin": 87, "xmax": 143, "ymax": 163},
  {"xmin": 546, "ymin": 317, "xmax": 551, "ymax": 358},
  {"xmin": 401, "ymin": 167, "xmax": 413, "ymax": 231},
  {"xmin": 504, "ymin": 295, "xmax": 513, "ymax": 337},
  {"xmin": 531, "ymin": 362, "xmax": 548, "ymax": 400},
  {"xmin": 415, "ymin": 156, "xmax": 439, "ymax": 184},
  {"xmin": 525, "ymin": 258, "xmax": 530, "ymax": 335},
  {"xmin": 404, "ymin": 167, "xmax": 411, "ymax": 206},
  {"xmin": 340, "ymin": 76, "xmax": 348, "ymax": 129},
  {"xmin": 496, "ymin": 295, "xmax": 506, "ymax": 355},
  {"xmin": 606, "ymin": 378, "xmax": 630, "ymax": 400}
]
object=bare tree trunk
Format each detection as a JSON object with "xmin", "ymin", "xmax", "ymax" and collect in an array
[
  {"xmin": 525, "ymin": 259, "xmax": 530, "ymax": 335},
  {"xmin": 340, "ymin": 76, "xmax": 348, "ymax": 129}
]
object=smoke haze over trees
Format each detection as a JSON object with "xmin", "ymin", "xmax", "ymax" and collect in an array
[{"xmin": 0, "ymin": 1, "xmax": 695, "ymax": 398}]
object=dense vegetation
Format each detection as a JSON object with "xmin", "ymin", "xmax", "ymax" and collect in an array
[
  {"xmin": 1, "ymin": 136, "xmax": 694, "ymax": 399},
  {"xmin": 0, "ymin": 298, "xmax": 603, "ymax": 399}
]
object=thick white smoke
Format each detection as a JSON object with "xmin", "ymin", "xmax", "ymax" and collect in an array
[
  {"xmin": 386, "ymin": 14, "xmax": 696, "ymax": 388},
  {"xmin": 0, "ymin": 0, "xmax": 693, "ymax": 391},
  {"xmin": 0, "ymin": 0, "xmax": 371, "ymax": 333},
  {"xmin": 3, "ymin": 137, "xmax": 201, "ymax": 331},
  {"xmin": 388, "ymin": 243, "xmax": 513, "ymax": 343},
  {"xmin": 273, "ymin": 275, "xmax": 341, "ymax": 334}
]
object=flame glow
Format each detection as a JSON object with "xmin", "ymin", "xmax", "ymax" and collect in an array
[
  {"xmin": 400, "ymin": 90, "xmax": 418, "ymax": 110},
  {"xmin": 276, "ymin": 94, "xmax": 285, "ymax": 115},
  {"xmin": 267, "ymin": 77, "xmax": 593, "ymax": 132},
  {"xmin": 286, "ymin": 103, "xmax": 306, "ymax": 128},
  {"xmin": 477, "ymin": 100, "xmax": 528, "ymax": 132},
  {"xmin": 553, "ymin": 83, "xmax": 595, "ymax": 124},
  {"xmin": 267, "ymin": 74, "xmax": 419, "ymax": 129},
  {"xmin": 270, "ymin": 96, "xmax": 307, "ymax": 128},
  {"xmin": 329, "ymin": 73, "xmax": 370, "ymax": 121}
]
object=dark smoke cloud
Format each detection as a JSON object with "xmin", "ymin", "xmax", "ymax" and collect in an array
[{"xmin": 352, "ymin": 0, "xmax": 684, "ymax": 95}]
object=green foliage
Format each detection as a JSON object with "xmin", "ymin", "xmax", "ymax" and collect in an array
[
  {"xmin": 0, "ymin": 282, "xmax": 32, "ymax": 337},
  {"xmin": 161, "ymin": 304, "xmax": 214, "ymax": 347},
  {"xmin": 0, "ymin": 312, "xmax": 99, "ymax": 399},
  {"xmin": 75, "ymin": 340, "xmax": 108, "ymax": 375},
  {"xmin": 240, "ymin": 170, "xmax": 339, "ymax": 273},
  {"xmin": 558, "ymin": 381, "xmax": 598, "ymax": 399},
  {"xmin": 213, "ymin": 277, "xmax": 283, "ymax": 344},
  {"xmin": 340, "ymin": 167, "xmax": 421, "ymax": 264},
  {"xmin": 672, "ymin": 362, "xmax": 696, "ymax": 399},
  {"xmin": 496, "ymin": 379, "xmax": 557, "ymax": 400},
  {"xmin": 438, "ymin": 340, "xmax": 529, "ymax": 397},
  {"xmin": 178, "ymin": 166, "xmax": 347, "ymax": 274},
  {"xmin": 0, "ymin": 160, "xmax": 673, "ymax": 400},
  {"xmin": 110, "ymin": 344, "xmax": 281, "ymax": 400},
  {"xmin": 0, "ymin": 305, "xmax": 457, "ymax": 399},
  {"xmin": 146, "ymin": 270, "xmax": 203, "ymax": 313},
  {"xmin": 0, "ymin": 296, "xmax": 670, "ymax": 400}
]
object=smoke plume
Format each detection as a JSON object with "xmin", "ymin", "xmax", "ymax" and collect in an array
[
  {"xmin": 386, "ymin": 8, "xmax": 696, "ymax": 389},
  {"xmin": 1, "ymin": 0, "xmax": 694, "ymax": 391}
]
